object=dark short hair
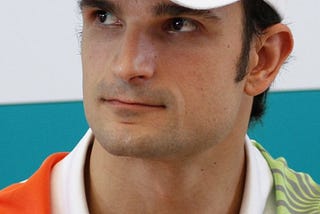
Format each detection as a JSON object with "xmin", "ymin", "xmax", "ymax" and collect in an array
[{"xmin": 236, "ymin": 0, "xmax": 282, "ymax": 123}]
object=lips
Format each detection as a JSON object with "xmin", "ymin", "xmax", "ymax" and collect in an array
[{"xmin": 101, "ymin": 98, "xmax": 166, "ymax": 109}]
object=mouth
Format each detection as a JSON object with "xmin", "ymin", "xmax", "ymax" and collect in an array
[{"xmin": 101, "ymin": 98, "xmax": 166, "ymax": 109}]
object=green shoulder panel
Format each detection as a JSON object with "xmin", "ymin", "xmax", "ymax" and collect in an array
[{"xmin": 253, "ymin": 141, "xmax": 320, "ymax": 214}]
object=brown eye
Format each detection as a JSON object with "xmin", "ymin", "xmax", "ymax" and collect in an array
[
  {"xmin": 165, "ymin": 18, "xmax": 198, "ymax": 33},
  {"xmin": 96, "ymin": 10, "xmax": 120, "ymax": 26}
]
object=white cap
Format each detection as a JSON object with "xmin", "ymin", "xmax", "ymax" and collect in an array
[{"xmin": 170, "ymin": 0, "xmax": 286, "ymax": 18}]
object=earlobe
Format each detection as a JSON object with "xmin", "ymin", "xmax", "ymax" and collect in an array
[{"xmin": 245, "ymin": 24, "xmax": 294, "ymax": 96}]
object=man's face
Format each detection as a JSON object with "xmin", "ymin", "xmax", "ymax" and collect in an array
[{"xmin": 81, "ymin": 0, "xmax": 249, "ymax": 159}]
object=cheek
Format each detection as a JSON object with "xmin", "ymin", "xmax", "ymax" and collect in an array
[
  {"xmin": 165, "ymin": 47, "xmax": 243, "ymax": 129},
  {"xmin": 81, "ymin": 25, "xmax": 117, "ymax": 71},
  {"xmin": 81, "ymin": 34, "xmax": 113, "ymax": 95}
]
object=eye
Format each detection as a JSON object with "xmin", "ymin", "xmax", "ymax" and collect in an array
[
  {"xmin": 95, "ymin": 10, "xmax": 121, "ymax": 26},
  {"xmin": 165, "ymin": 18, "xmax": 198, "ymax": 33}
]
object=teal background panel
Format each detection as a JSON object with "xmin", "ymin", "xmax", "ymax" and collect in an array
[
  {"xmin": 0, "ymin": 90, "xmax": 319, "ymax": 189},
  {"xmin": 0, "ymin": 102, "xmax": 88, "ymax": 189},
  {"xmin": 248, "ymin": 90, "xmax": 320, "ymax": 184}
]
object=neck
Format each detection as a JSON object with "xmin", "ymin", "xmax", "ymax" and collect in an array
[{"xmin": 85, "ymin": 136, "xmax": 246, "ymax": 214}]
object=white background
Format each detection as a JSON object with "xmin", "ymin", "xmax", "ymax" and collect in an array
[{"xmin": 0, "ymin": 0, "xmax": 319, "ymax": 105}]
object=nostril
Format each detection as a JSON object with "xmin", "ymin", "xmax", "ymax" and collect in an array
[{"xmin": 127, "ymin": 74, "xmax": 152, "ymax": 84}]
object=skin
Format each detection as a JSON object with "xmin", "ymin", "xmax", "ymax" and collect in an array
[{"xmin": 80, "ymin": 0, "xmax": 293, "ymax": 213}]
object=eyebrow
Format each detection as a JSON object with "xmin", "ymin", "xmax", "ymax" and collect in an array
[
  {"xmin": 79, "ymin": 0, "xmax": 119, "ymax": 14},
  {"xmin": 152, "ymin": 3, "xmax": 221, "ymax": 20}
]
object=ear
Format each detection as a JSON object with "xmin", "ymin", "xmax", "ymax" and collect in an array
[{"xmin": 245, "ymin": 24, "xmax": 294, "ymax": 96}]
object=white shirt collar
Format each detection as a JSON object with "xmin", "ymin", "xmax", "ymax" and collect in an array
[
  {"xmin": 51, "ymin": 131, "xmax": 275, "ymax": 214},
  {"xmin": 51, "ymin": 129, "xmax": 93, "ymax": 214},
  {"xmin": 240, "ymin": 136, "xmax": 276, "ymax": 213}
]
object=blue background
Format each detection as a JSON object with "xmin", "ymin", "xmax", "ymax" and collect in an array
[{"xmin": 1, "ymin": 90, "xmax": 319, "ymax": 189}]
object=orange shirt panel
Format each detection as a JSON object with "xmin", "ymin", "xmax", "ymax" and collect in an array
[{"xmin": 0, "ymin": 153, "xmax": 68, "ymax": 214}]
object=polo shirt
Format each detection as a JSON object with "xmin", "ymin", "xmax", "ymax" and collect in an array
[{"xmin": 50, "ymin": 130, "xmax": 276, "ymax": 213}]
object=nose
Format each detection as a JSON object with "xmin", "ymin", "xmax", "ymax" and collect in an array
[{"xmin": 111, "ymin": 29, "xmax": 157, "ymax": 84}]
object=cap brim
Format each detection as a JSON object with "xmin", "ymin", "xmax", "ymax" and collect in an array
[
  {"xmin": 169, "ymin": 0, "xmax": 239, "ymax": 10},
  {"xmin": 170, "ymin": 0, "xmax": 285, "ymax": 19}
]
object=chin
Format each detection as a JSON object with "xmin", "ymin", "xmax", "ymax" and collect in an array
[{"xmin": 94, "ymin": 128, "xmax": 184, "ymax": 160}]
